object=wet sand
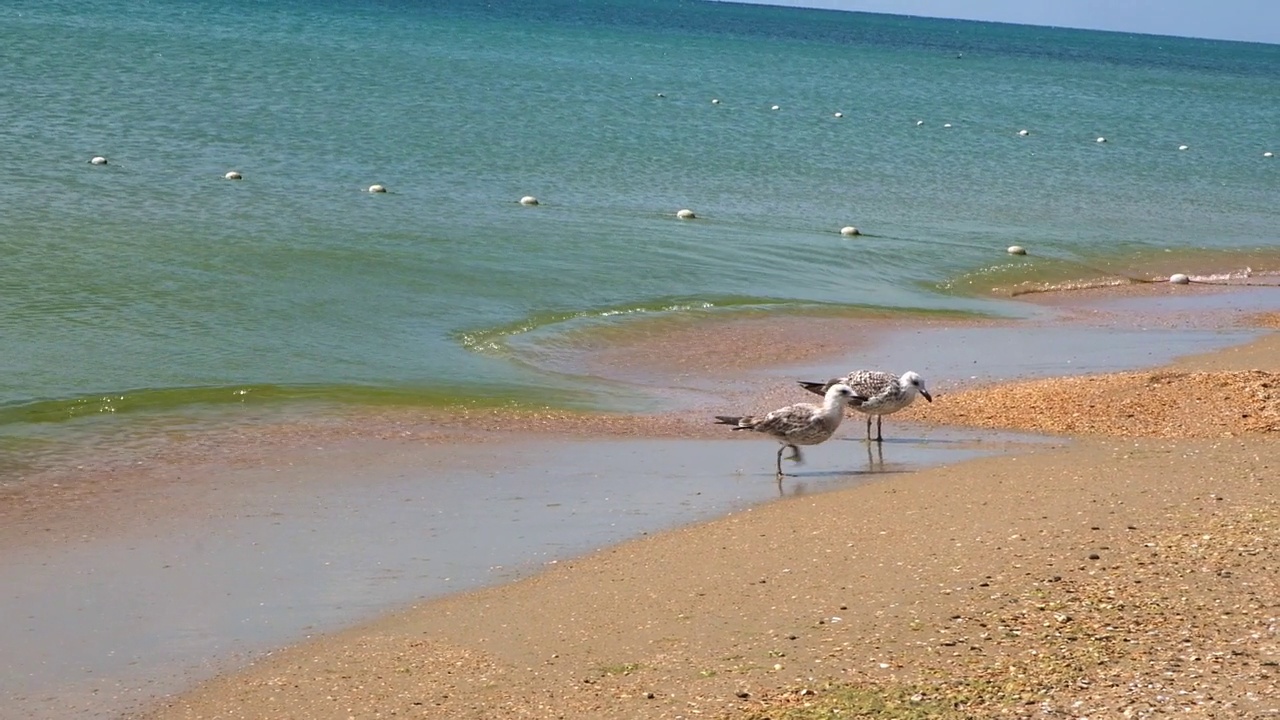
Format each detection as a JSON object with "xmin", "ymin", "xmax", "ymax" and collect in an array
[{"xmin": 3, "ymin": 284, "xmax": 1279, "ymax": 718}]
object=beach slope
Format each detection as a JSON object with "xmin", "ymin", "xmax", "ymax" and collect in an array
[{"xmin": 144, "ymin": 336, "xmax": 1280, "ymax": 718}]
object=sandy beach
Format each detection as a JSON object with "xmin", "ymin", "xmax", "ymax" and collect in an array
[{"xmin": 4, "ymin": 285, "xmax": 1279, "ymax": 719}]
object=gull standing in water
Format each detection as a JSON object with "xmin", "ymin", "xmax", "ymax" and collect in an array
[
  {"xmin": 715, "ymin": 383, "xmax": 864, "ymax": 479},
  {"xmin": 798, "ymin": 370, "xmax": 931, "ymax": 442}
]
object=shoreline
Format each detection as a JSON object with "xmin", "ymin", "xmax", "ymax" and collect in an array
[
  {"xmin": 3, "ymin": 279, "xmax": 1273, "ymax": 484},
  {"xmin": 5, "ymin": 283, "xmax": 1270, "ymax": 553},
  {"xmin": 136, "ymin": 305, "xmax": 1280, "ymax": 718},
  {"xmin": 3, "ymin": 283, "xmax": 1279, "ymax": 718},
  {"xmin": 5, "ymin": 272, "xmax": 1276, "ymax": 483}
]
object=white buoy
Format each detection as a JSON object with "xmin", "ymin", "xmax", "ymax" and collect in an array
[
  {"xmin": 840, "ymin": 226, "xmax": 860, "ymax": 237},
  {"xmin": 771, "ymin": 105, "xmax": 780, "ymax": 111},
  {"xmin": 1096, "ymin": 137, "xmax": 1106, "ymax": 143},
  {"xmin": 1265, "ymin": 151, "xmax": 1274, "ymax": 158},
  {"xmin": 833, "ymin": 112, "xmax": 843, "ymax": 118},
  {"xmin": 1178, "ymin": 145, "xmax": 1189, "ymax": 151},
  {"xmin": 711, "ymin": 98, "xmax": 720, "ymax": 104},
  {"xmin": 676, "ymin": 208, "xmax": 696, "ymax": 220},
  {"xmin": 1169, "ymin": 273, "xmax": 1190, "ymax": 285},
  {"xmin": 1007, "ymin": 245, "xmax": 1027, "ymax": 255},
  {"xmin": 915, "ymin": 120, "xmax": 924, "ymax": 126},
  {"xmin": 89, "ymin": 156, "xmax": 107, "ymax": 165},
  {"xmin": 655, "ymin": 92, "xmax": 665, "ymax": 98},
  {"xmin": 943, "ymin": 123, "xmax": 952, "ymax": 128},
  {"xmin": 368, "ymin": 184, "xmax": 387, "ymax": 193},
  {"xmin": 1018, "ymin": 129, "xmax": 1029, "ymax": 136},
  {"xmin": 224, "ymin": 171, "xmax": 242, "ymax": 180},
  {"xmin": 519, "ymin": 195, "xmax": 539, "ymax": 206}
]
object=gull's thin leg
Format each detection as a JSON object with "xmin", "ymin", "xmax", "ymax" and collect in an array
[
  {"xmin": 874, "ymin": 415, "xmax": 884, "ymax": 443},
  {"xmin": 785, "ymin": 445, "xmax": 803, "ymax": 465},
  {"xmin": 865, "ymin": 415, "xmax": 873, "ymax": 441},
  {"xmin": 776, "ymin": 445, "xmax": 786, "ymax": 476}
]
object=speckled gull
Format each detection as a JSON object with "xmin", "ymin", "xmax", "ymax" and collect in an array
[
  {"xmin": 715, "ymin": 383, "xmax": 865, "ymax": 478},
  {"xmin": 798, "ymin": 370, "xmax": 931, "ymax": 442}
]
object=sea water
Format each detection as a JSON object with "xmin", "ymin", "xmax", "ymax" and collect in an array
[{"xmin": 2, "ymin": 0, "xmax": 1278, "ymax": 471}]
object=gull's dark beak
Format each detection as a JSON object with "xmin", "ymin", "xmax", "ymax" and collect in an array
[{"xmin": 921, "ymin": 389, "xmax": 933, "ymax": 403}]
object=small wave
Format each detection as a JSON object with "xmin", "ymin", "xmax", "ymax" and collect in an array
[
  {"xmin": 1, "ymin": 385, "xmax": 274, "ymax": 426},
  {"xmin": 1008, "ymin": 276, "xmax": 1144, "ymax": 297},
  {"xmin": 1197, "ymin": 266, "xmax": 1256, "ymax": 282},
  {"xmin": 454, "ymin": 296, "xmax": 783, "ymax": 358},
  {"xmin": 943, "ymin": 245, "xmax": 1280, "ymax": 298},
  {"xmin": 1007, "ymin": 267, "xmax": 1280, "ymax": 296},
  {"xmin": 1187, "ymin": 267, "xmax": 1280, "ymax": 285},
  {"xmin": 0, "ymin": 381, "xmax": 578, "ymax": 429},
  {"xmin": 0, "ymin": 380, "xmax": 621, "ymax": 482}
]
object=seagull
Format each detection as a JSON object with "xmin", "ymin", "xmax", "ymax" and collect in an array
[
  {"xmin": 715, "ymin": 383, "xmax": 865, "ymax": 479},
  {"xmin": 797, "ymin": 370, "xmax": 931, "ymax": 442}
]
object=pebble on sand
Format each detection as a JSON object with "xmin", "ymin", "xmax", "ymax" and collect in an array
[
  {"xmin": 676, "ymin": 208, "xmax": 696, "ymax": 220},
  {"xmin": 1169, "ymin": 273, "xmax": 1191, "ymax": 285},
  {"xmin": 368, "ymin": 184, "xmax": 387, "ymax": 193},
  {"xmin": 89, "ymin": 156, "xmax": 108, "ymax": 165},
  {"xmin": 224, "ymin": 171, "xmax": 242, "ymax": 180},
  {"xmin": 1007, "ymin": 245, "xmax": 1027, "ymax": 255},
  {"xmin": 840, "ymin": 226, "xmax": 861, "ymax": 237},
  {"xmin": 519, "ymin": 195, "xmax": 539, "ymax": 206}
]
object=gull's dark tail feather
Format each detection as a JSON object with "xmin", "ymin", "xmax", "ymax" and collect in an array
[
  {"xmin": 797, "ymin": 380, "xmax": 869, "ymax": 407},
  {"xmin": 797, "ymin": 380, "xmax": 829, "ymax": 396},
  {"xmin": 714, "ymin": 415, "xmax": 755, "ymax": 430}
]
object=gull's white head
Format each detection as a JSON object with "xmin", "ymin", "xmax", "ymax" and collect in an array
[
  {"xmin": 901, "ymin": 371, "xmax": 932, "ymax": 402},
  {"xmin": 825, "ymin": 383, "xmax": 856, "ymax": 405}
]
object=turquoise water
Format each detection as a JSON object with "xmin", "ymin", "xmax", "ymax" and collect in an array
[{"xmin": 2, "ymin": 0, "xmax": 1278, "ymax": 456}]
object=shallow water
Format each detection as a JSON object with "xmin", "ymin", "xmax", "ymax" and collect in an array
[{"xmin": 0, "ymin": 428, "xmax": 1039, "ymax": 719}]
